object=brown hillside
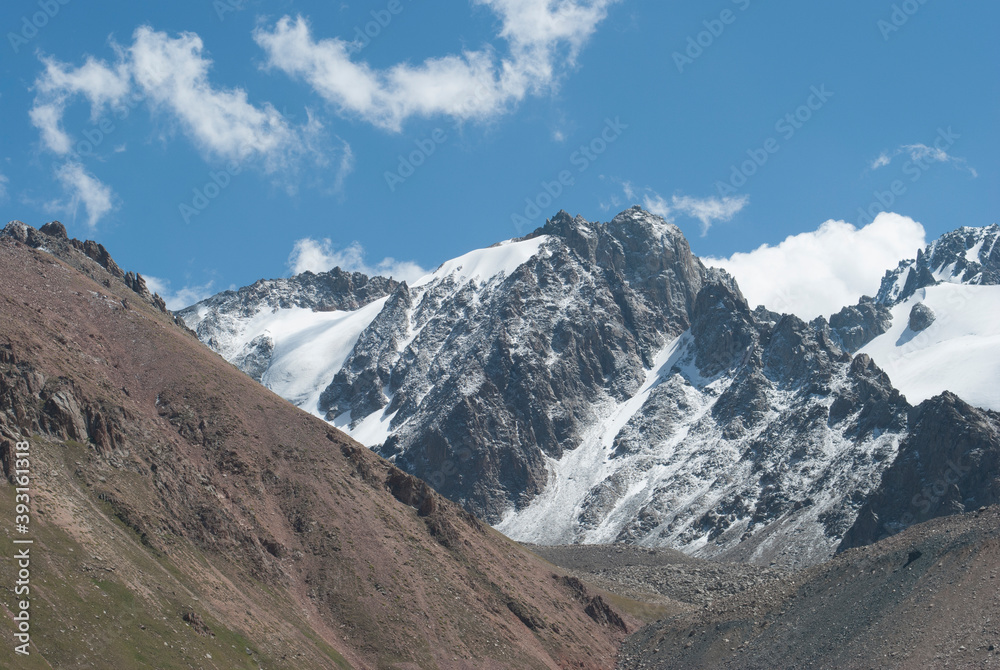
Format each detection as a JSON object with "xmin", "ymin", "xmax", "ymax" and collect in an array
[{"xmin": 0, "ymin": 228, "xmax": 635, "ymax": 669}]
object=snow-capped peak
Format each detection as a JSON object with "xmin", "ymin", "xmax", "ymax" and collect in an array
[{"xmin": 411, "ymin": 235, "xmax": 550, "ymax": 288}]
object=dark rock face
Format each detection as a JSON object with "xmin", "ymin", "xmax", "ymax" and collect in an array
[
  {"xmin": 320, "ymin": 283, "xmax": 414, "ymax": 421},
  {"xmin": 232, "ymin": 334, "xmax": 274, "ymax": 382},
  {"xmin": 690, "ymin": 270, "xmax": 756, "ymax": 378},
  {"xmin": 39, "ymin": 220, "xmax": 67, "ymax": 238},
  {"xmin": 0, "ymin": 348, "xmax": 129, "ymax": 480},
  {"xmin": 838, "ymin": 392, "xmax": 1000, "ymax": 551},
  {"xmin": 908, "ymin": 302, "xmax": 935, "ymax": 332},
  {"xmin": 824, "ymin": 298, "xmax": 893, "ymax": 353}
]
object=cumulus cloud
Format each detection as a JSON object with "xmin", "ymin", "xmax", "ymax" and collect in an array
[
  {"xmin": 144, "ymin": 276, "xmax": 215, "ymax": 311},
  {"xmin": 871, "ymin": 143, "xmax": 977, "ymax": 177},
  {"xmin": 52, "ymin": 162, "xmax": 116, "ymax": 228},
  {"xmin": 253, "ymin": 0, "xmax": 618, "ymax": 131},
  {"xmin": 288, "ymin": 238, "xmax": 427, "ymax": 283},
  {"xmin": 703, "ymin": 213, "xmax": 927, "ymax": 321},
  {"xmin": 30, "ymin": 27, "xmax": 332, "ymax": 173}
]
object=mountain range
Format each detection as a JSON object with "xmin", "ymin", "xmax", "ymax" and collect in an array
[
  {"xmin": 177, "ymin": 209, "xmax": 1000, "ymax": 570},
  {"xmin": 3, "ymin": 213, "xmax": 999, "ymax": 668}
]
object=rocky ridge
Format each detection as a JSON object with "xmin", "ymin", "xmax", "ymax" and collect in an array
[{"xmin": 2, "ymin": 219, "xmax": 170, "ymax": 314}]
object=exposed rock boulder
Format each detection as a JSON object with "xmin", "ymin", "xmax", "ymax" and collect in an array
[{"xmin": 908, "ymin": 302, "xmax": 935, "ymax": 332}]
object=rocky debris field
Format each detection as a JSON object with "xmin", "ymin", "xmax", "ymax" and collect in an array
[
  {"xmin": 525, "ymin": 543, "xmax": 788, "ymax": 610},
  {"xmin": 614, "ymin": 505, "xmax": 1000, "ymax": 669}
]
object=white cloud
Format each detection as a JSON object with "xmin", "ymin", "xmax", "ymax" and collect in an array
[
  {"xmin": 129, "ymin": 27, "xmax": 321, "ymax": 170},
  {"xmin": 30, "ymin": 27, "xmax": 334, "ymax": 174},
  {"xmin": 703, "ymin": 213, "xmax": 927, "ymax": 321},
  {"xmin": 30, "ymin": 55, "xmax": 132, "ymax": 155},
  {"xmin": 870, "ymin": 152, "xmax": 891, "ymax": 170},
  {"xmin": 288, "ymin": 238, "xmax": 427, "ymax": 283},
  {"xmin": 641, "ymin": 192, "xmax": 671, "ymax": 219},
  {"xmin": 619, "ymin": 183, "xmax": 748, "ymax": 236},
  {"xmin": 144, "ymin": 276, "xmax": 215, "ymax": 311},
  {"xmin": 52, "ymin": 162, "xmax": 116, "ymax": 228},
  {"xmin": 30, "ymin": 102, "xmax": 75, "ymax": 155},
  {"xmin": 0, "ymin": 174, "xmax": 8, "ymax": 202},
  {"xmin": 871, "ymin": 143, "xmax": 977, "ymax": 177},
  {"xmin": 253, "ymin": 0, "xmax": 618, "ymax": 131},
  {"xmin": 671, "ymin": 194, "xmax": 749, "ymax": 235}
]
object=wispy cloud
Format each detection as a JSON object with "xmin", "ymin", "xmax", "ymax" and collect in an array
[
  {"xmin": 613, "ymin": 182, "xmax": 748, "ymax": 236},
  {"xmin": 670, "ymin": 194, "xmax": 749, "ymax": 235},
  {"xmin": 253, "ymin": 0, "xmax": 619, "ymax": 131},
  {"xmin": 333, "ymin": 138, "xmax": 355, "ymax": 194},
  {"xmin": 288, "ymin": 238, "xmax": 427, "ymax": 283},
  {"xmin": 52, "ymin": 162, "xmax": 116, "ymax": 229},
  {"xmin": 0, "ymin": 174, "xmax": 8, "ymax": 202},
  {"xmin": 871, "ymin": 143, "xmax": 977, "ymax": 177},
  {"xmin": 870, "ymin": 152, "xmax": 891, "ymax": 170}
]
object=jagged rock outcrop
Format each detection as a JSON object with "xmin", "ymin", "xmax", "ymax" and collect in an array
[
  {"xmin": 0, "ymin": 345, "xmax": 129, "ymax": 480},
  {"xmin": 1, "ymin": 220, "xmax": 162, "ymax": 311},
  {"xmin": 876, "ymin": 224, "xmax": 1000, "ymax": 305},
  {"xmin": 838, "ymin": 392, "xmax": 1000, "ymax": 551},
  {"xmin": 822, "ymin": 298, "xmax": 893, "ymax": 353}
]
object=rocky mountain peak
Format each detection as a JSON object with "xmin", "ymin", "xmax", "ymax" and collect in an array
[{"xmin": 875, "ymin": 223, "xmax": 1000, "ymax": 305}]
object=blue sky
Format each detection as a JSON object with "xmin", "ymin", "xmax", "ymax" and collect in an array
[{"xmin": 1, "ymin": 0, "xmax": 997, "ymax": 310}]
